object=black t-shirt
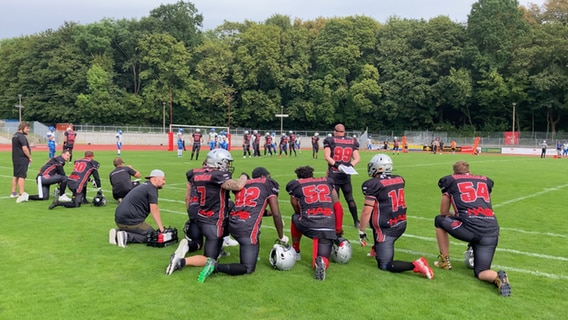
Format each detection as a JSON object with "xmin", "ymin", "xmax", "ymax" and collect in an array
[
  {"xmin": 38, "ymin": 156, "xmax": 67, "ymax": 178},
  {"xmin": 115, "ymin": 182, "xmax": 159, "ymax": 225},
  {"xmin": 109, "ymin": 166, "xmax": 138, "ymax": 194},
  {"xmin": 12, "ymin": 132, "xmax": 30, "ymax": 162}
]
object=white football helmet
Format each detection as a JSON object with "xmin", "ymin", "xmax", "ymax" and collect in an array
[
  {"xmin": 367, "ymin": 154, "xmax": 393, "ymax": 177},
  {"xmin": 204, "ymin": 149, "xmax": 234, "ymax": 173},
  {"xmin": 331, "ymin": 240, "xmax": 352, "ymax": 264},
  {"xmin": 314, "ymin": 132, "xmax": 319, "ymax": 136},
  {"xmin": 244, "ymin": 130, "xmax": 249, "ymax": 134},
  {"xmin": 253, "ymin": 130, "xmax": 258, "ymax": 134},
  {"xmin": 289, "ymin": 130, "xmax": 293, "ymax": 134},
  {"xmin": 269, "ymin": 243, "xmax": 297, "ymax": 271},
  {"xmin": 196, "ymin": 129, "xmax": 201, "ymax": 132}
]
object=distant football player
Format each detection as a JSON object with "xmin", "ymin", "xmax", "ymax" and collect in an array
[
  {"xmin": 177, "ymin": 129, "xmax": 184, "ymax": 157},
  {"xmin": 116, "ymin": 130, "xmax": 123, "ymax": 155},
  {"xmin": 311, "ymin": 133, "xmax": 320, "ymax": 159},
  {"xmin": 264, "ymin": 133, "xmax": 273, "ymax": 156},
  {"xmin": 289, "ymin": 131, "xmax": 297, "ymax": 157},
  {"xmin": 62, "ymin": 125, "xmax": 77, "ymax": 162},
  {"xmin": 434, "ymin": 160, "xmax": 511, "ymax": 296},
  {"xmin": 242, "ymin": 130, "xmax": 252, "ymax": 158},
  {"xmin": 279, "ymin": 133, "xmax": 288, "ymax": 157},
  {"xmin": 358, "ymin": 154, "xmax": 433, "ymax": 279},
  {"xmin": 47, "ymin": 126, "xmax": 56, "ymax": 159},
  {"xmin": 190, "ymin": 129, "xmax": 204, "ymax": 161}
]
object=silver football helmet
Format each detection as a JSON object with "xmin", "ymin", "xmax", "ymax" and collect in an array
[
  {"xmin": 204, "ymin": 149, "xmax": 234, "ymax": 173},
  {"xmin": 269, "ymin": 243, "xmax": 297, "ymax": 271},
  {"xmin": 367, "ymin": 154, "xmax": 393, "ymax": 177},
  {"xmin": 331, "ymin": 240, "xmax": 352, "ymax": 264}
]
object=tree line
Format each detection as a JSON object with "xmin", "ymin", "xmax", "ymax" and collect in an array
[{"xmin": 0, "ymin": 0, "xmax": 567, "ymax": 134}]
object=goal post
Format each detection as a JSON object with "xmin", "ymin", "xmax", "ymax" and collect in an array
[{"xmin": 168, "ymin": 124, "xmax": 230, "ymax": 151}]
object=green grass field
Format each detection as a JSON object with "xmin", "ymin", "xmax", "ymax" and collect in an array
[{"xmin": 1, "ymin": 149, "xmax": 566, "ymax": 319}]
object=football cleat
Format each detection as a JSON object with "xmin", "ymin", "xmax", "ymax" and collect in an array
[
  {"xmin": 59, "ymin": 194, "xmax": 72, "ymax": 202},
  {"xmin": 464, "ymin": 245, "xmax": 474, "ymax": 269},
  {"xmin": 413, "ymin": 257, "xmax": 434, "ymax": 279},
  {"xmin": 10, "ymin": 192, "xmax": 19, "ymax": 198},
  {"xmin": 496, "ymin": 270, "xmax": 511, "ymax": 297},
  {"xmin": 222, "ymin": 236, "xmax": 239, "ymax": 247},
  {"xmin": 314, "ymin": 256, "xmax": 326, "ymax": 281},
  {"xmin": 434, "ymin": 254, "xmax": 452, "ymax": 270},
  {"xmin": 48, "ymin": 198, "xmax": 59, "ymax": 210},
  {"xmin": 165, "ymin": 239, "xmax": 188, "ymax": 275},
  {"xmin": 197, "ymin": 258, "xmax": 217, "ymax": 283}
]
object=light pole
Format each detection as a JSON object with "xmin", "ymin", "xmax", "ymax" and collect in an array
[
  {"xmin": 275, "ymin": 105, "xmax": 289, "ymax": 135},
  {"xmin": 15, "ymin": 94, "xmax": 23, "ymax": 122},
  {"xmin": 512, "ymin": 102, "xmax": 516, "ymax": 145},
  {"xmin": 162, "ymin": 101, "xmax": 166, "ymax": 134}
]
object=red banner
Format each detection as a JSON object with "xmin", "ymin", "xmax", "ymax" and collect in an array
[{"xmin": 504, "ymin": 132, "xmax": 518, "ymax": 145}]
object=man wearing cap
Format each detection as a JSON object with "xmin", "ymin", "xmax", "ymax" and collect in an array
[
  {"xmin": 109, "ymin": 157, "xmax": 141, "ymax": 203},
  {"xmin": 323, "ymin": 123, "xmax": 361, "ymax": 228},
  {"xmin": 110, "ymin": 169, "xmax": 167, "ymax": 247}
]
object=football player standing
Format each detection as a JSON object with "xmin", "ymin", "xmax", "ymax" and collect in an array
[{"xmin": 323, "ymin": 123, "xmax": 361, "ymax": 228}]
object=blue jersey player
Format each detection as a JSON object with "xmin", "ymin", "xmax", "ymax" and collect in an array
[
  {"xmin": 116, "ymin": 130, "xmax": 123, "ymax": 155},
  {"xmin": 47, "ymin": 126, "xmax": 56, "ymax": 158}
]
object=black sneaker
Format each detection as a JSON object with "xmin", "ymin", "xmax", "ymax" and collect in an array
[
  {"xmin": 354, "ymin": 221, "xmax": 360, "ymax": 228},
  {"xmin": 48, "ymin": 199, "xmax": 59, "ymax": 210}
]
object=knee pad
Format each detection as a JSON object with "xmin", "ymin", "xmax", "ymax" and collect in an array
[{"xmin": 434, "ymin": 215, "xmax": 445, "ymax": 228}]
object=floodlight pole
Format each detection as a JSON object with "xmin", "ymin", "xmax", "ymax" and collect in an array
[
  {"xmin": 16, "ymin": 94, "xmax": 23, "ymax": 122},
  {"xmin": 276, "ymin": 105, "xmax": 289, "ymax": 135},
  {"xmin": 162, "ymin": 101, "xmax": 166, "ymax": 134},
  {"xmin": 512, "ymin": 102, "xmax": 516, "ymax": 145}
]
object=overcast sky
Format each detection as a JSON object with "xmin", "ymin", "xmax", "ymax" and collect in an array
[{"xmin": 1, "ymin": 0, "xmax": 545, "ymax": 40}]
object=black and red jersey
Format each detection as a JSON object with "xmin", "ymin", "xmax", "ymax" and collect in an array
[
  {"xmin": 68, "ymin": 157, "xmax": 100, "ymax": 193},
  {"xmin": 438, "ymin": 173, "xmax": 499, "ymax": 236},
  {"xmin": 186, "ymin": 168, "xmax": 232, "ymax": 224},
  {"xmin": 38, "ymin": 155, "xmax": 67, "ymax": 179},
  {"xmin": 229, "ymin": 177, "xmax": 279, "ymax": 242},
  {"xmin": 362, "ymin": 174, "xmax": 407, "ymax": 237},
  {"xmin": 265, "ymin": 135, "xmax": 273, "ymax": 145},
  {"xmin": 286, "ymin": 176, "xmax": 336, "ymax": 232},
  {"xmin": 311, "ymin": 136, "xmax": 319, "ymax": 146},
  {"xmin": 279, "ymin": 136, "xmax": 288, "ymax": 146},
  {"xmin": 243, "ymin": 134, "xmax": 251, "ymax": 145},
  {"xmin": 192, "ymin": 132, "xmax": 203, "ymax": 144}
]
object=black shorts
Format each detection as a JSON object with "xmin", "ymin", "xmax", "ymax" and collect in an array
[{"xmin": 13, "ymin": 160, "xmax": 29, "ymax": 178}]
